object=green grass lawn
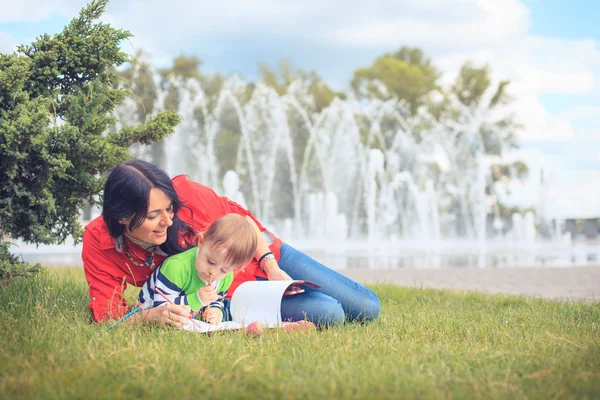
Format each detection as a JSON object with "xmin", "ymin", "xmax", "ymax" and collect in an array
[{"xmin": 1, "ymin": 268, "xmax": 598, "ymax": 399}]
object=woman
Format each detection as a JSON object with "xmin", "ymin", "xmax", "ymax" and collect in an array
[{"xmin": 82, "ymin": 159, "xmax": 380, "ymax": 327}]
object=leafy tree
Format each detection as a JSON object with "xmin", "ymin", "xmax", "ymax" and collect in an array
[
  {"xmin": 0, "ymin": 0, "xmax": 181, "ymax": 278},
  {"xmin": 448, "ymin": 61, "xmax": 522, "ymax": 188},
  {"xmin": 259, "ymin": 60, "xmax": 343, "ymax": 112},
  {"xmin": 351, "ymin": 46, "xmax": 440, "ymax": 113},
  {"xmin": 453, "ymin": 61, "xmax": 511, "ymax": 109},
  {"xmin": 160, "ymin": 54, "xmax": 228, "ymax": 104},
  {"xmin": 439, "ymin": 61, "xmax": 527, "ymax": 227},
  {"xmin": 118, "ymin": 50, "xmax": 168, "ymax": 166},
  {"xmin": 119, "ymin": 49, "xmax": 158, "ymax": 119},
  {"xmin": 450, "ymin": 61, "xmax": 520, "ymax": 157},
  {"xmin": 160, "ymin": 54, "xmax": 204, "ymax": 82},
  {"xmin": 354, "ymin": 48, "xmax": 527, "ymax": 235}
]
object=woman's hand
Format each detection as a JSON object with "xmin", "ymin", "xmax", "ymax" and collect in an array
[
  {"xmin": 263, "ymin": 260, "xmax": 291, "ymax": 280},
  {"xmin": 142, "ymin": 303, "xmax": 192, "ymax": 327},
  {"xmin": 263, "ymin": 259, "xmax": 304, "ymax": 295},
  {"xmin": 198, "ymin": 285, "xmax": 219, "ymax": 305},
  {"xmin": 203, "ymin": 308, "xmax": 223, "ymax": 325}
]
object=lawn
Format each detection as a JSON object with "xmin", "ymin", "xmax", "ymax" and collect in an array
[{"xmin": 1, "ymin": 268, "xmax": 598, "ymax": 399}]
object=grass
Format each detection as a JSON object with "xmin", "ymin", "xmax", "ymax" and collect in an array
[{"xmin": 1, "ymin": 268, "xmax": 599, "ymax": 399}]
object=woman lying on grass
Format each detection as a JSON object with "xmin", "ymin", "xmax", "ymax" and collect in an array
[{"xmin": 82, "ymin": 159, "xmax": 380, "ymax": 328}]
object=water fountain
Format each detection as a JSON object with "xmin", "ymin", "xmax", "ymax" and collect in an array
[
  {"xmin": 10, "ymin": 61, "xmax": 600, "ymax": 269},
  {"xmin": 154, "ymin": 76, "xmax": 489, "ymax": 246}
]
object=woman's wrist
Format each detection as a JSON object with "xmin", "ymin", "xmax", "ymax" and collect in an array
[
  {"xmin": 258, "ymin": 252, "xmax": 276, "ymax": 271},
  {"xmin": 262, "ymin": 258, "xmax": 280, "ymax": 274}
]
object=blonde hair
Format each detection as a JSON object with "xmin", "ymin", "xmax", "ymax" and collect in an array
[{"xmin": 199, "ymin": 214, "xmax": 257, "ymax": 270}]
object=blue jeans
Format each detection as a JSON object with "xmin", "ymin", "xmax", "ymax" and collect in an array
[{"xmin": 276, "ymin": 243, "xmax": 381, "ymax": 327}]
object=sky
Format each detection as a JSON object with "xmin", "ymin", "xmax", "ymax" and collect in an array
[{"xmin": 1, "ymin": 0, "xmax": 599, "ymax": 220}]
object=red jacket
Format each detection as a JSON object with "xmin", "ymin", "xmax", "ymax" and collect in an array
[{"xmin": 82, "ymin": 175, "xmax": 282, "ymax": 322}]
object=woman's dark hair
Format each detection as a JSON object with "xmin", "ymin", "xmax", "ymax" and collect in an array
[{"xmin": 102, "ymin": 159, "xmax": 193, "ymax": 255}]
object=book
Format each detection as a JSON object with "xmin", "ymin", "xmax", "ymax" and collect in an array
[{"xmin": 181, "ymin": 280, "xmax": 319, "ymax": 333}]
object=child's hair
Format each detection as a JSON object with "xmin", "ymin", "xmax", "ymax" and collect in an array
[{"xmin": 201, "ymin": 214, "xmax": 257, "ymax": 270}]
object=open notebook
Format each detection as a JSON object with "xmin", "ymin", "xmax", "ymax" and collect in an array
[{"xmin": 181, "ymin": 280, "xmax": 319, "ymax": 333}]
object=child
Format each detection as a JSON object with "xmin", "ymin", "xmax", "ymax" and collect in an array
[{"xmin": 138, "ymin": 213, "xmax": 256, "ymax": 325}]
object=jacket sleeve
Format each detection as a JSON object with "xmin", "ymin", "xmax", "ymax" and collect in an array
[{"xmin": 82, "ymin": 228, "xmax": 128, "ymax": 322}]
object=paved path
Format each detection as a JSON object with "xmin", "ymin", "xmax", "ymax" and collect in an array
[{"xmin": 340, "ymin": 267, "xmax": 600, "ymax": 301}]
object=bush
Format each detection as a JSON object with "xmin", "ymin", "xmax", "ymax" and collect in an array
[{"xmin": 0, "ymin": 241, "xmax": 43, "ymax": 283}]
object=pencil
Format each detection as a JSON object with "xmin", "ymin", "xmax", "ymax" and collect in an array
[{"xmin": 108, "ymin": 306, "xmax": 142, "ymax": 329}]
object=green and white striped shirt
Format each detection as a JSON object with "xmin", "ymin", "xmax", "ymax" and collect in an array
[{"xmin": 138, "ymin": 247, "xmax": 233, "ymax": 318}]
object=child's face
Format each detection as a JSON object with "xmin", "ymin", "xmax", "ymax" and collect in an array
[{"xmin": 195, "ymin": 240, "xmax": 238, "ymax": 283}]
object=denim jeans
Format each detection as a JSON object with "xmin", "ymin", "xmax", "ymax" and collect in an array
[{"xmin": 276, "ymin": 243, "xmax": 381, "ymax": 327}]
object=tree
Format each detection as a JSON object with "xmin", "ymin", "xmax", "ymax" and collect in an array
[
  {"xmin": 0, "ymin": 0, "xmax": 181, "ymax": 278},
  {"xmin": 119, "ymin": 49, "xmax": 159, "ymax": 119},
  {"xmin": 117, "ymin": 50, "xmax": 168, "ymax": 166},
  {"xmin": 160, "ymin": 54, "xmax": 203, "ymax": 82},
  {"xmin": 439, "ymin": 61, "xmax": 526, "ymax": 228},
  {"xmin": 450, "ymin": 61, "xmax": 519, "ymax": 156},
  {"xmin": 351, "ymin": 46, "xmax": 440, "ymax": 113},
  {"xmin": 259, "ymin": 60, "xmax": 343, "ymax": 112},
  {"xmin": 159, "ymin": 54, "xmax": 229, "ymax": 105}
]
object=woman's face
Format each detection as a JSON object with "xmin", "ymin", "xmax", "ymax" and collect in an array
[{"xmin": 122, "ymin": 188, "xmax": 174, "ymax": 245}]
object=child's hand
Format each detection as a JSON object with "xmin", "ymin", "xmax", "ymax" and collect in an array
[
  {"xmin": 203, "ymin": 308, "xmax": 223, "ymax": 325},
  {"xmin": 198, "ymin": 285, "xmax": 218, "ymax": 305}
]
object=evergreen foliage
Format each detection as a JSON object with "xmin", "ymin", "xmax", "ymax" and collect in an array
[{"xmin": 0, "ymin": 0, "xmax": 181, "ymax": 277}]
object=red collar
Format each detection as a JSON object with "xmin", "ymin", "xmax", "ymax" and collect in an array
[{"xmin": 86, "ymin": 216, "xmax": 123, "ymax": 251}]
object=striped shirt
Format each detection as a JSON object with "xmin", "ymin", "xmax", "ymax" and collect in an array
[{"xmin": 138, "ymin": 247, "xmax": 233, "ymax": 319}]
